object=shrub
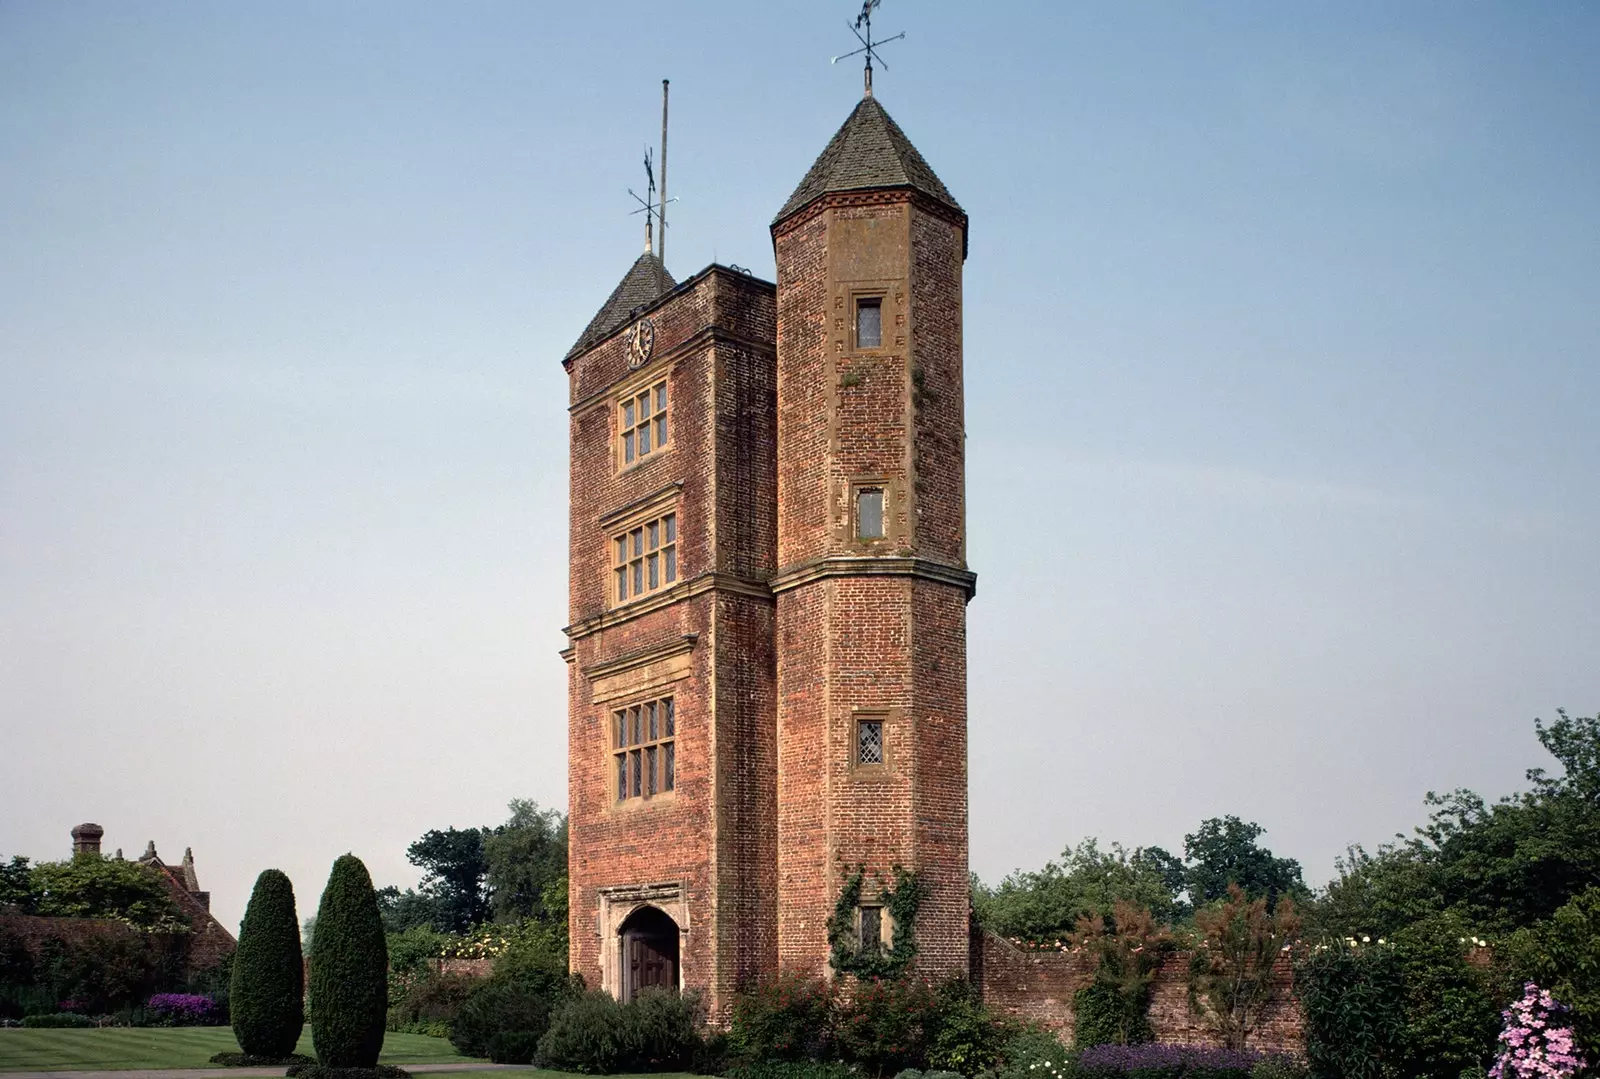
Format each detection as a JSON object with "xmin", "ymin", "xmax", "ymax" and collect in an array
[
  {"xmin": 731, "ymin": 972, "xmax": 838, "ymax": 1061},
  {"xmin": 451, "ymin": 978, "xmax": 562, "ymax": 1059},
  {"xmin": 536, "ymin": 989, "xmax": 630, "ymax": 1073},
  {"xmin": 1072, "ymin": 903, "xmax": 1172, "ymax": 1048},
  {"xmin": 1488, "ymin": 983, "xmax": 1586, "ymax": 1079},
  {"xmin": 925, "ymin": 980, "xmax": 1010, "ymax": 1076},
  {"xmin": 386, "ymin": 971, "xmax": 480, "ymax": 1036},
  {"xmin": 1295, "ymin": 939, "xmax": 1405, "ymax": 1079},
  {"xmin": 626, "ymin": 986, "xmax": 703, "ymax": 1070},
  {"xmin": 21, "ymin": 1012, "xmax": 95, "ymax": 1028},
  {"xmin": 486, "ymin": 1029, "xmax": 543, "ymax": 1065},
  {"xmin": 231, "ymin": 869, "xmax": 304, "ymax": 1053},
  {"xmin": 1188, "ymin": 886, "xmax": 1299, "ymax": 1051},
  {"xmin": 834, "ymin": 977, "xmax": 937, "ymax": 1076},
  {"xmin": 308, "ymin": 855, "xmax": 389, "ymax": 1068},
  {"xmin": 1076, "ymin": 1043, "xmax": 1296, "ymax": 1079},
  {"xmin": 996, "ymin": 1025, "xmax": 1070, "ymax": 1079},
  {"xmin": 534, "ymin": 987, "xmax": 704, "ymax": 1073},
  {"xmin": 1390, "ymin": 914, "xmax": 1499, "ymax": 1079},
  {"xmin": 723, "ymin": 1062, "xmax": 865, "ymax": 1079},
  {"xmin": 146, "ymin": 992, "xmax": 224, "ymax": 1026}
]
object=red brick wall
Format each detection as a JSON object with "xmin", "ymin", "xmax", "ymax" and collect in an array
[
  {"xmin": 772, "ymin": 192, "xmax": 971, "ymax": 982},
  {"xmin": 565, "ymin": 267, "xmax": 778, "ymax": 1019},
  {"xmin": 0, "ymin": 913, "xmax": 231, "ymax": 981},
  {"xmin": 972, "ymin": 930, "xmax": 1304, "ymax": 1052}
]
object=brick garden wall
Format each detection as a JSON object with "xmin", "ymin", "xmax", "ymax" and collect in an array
[
  {"xmin": 0, "ymin": 912, "xmax": 231, "ymax": 980},
  {"xmin": 972, "ymin": 929, "xmax": 1304, "ymax": 1052}
]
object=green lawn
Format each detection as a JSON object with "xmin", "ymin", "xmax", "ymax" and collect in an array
[{"xmin": 0, "ymin": 1028, "xmax": 480, "ymax": 1071}]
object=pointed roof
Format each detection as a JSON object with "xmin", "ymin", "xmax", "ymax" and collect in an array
[
  {"xmin": 565, "ymin": 250, "xmax": 677, "ymax": 361},
  {"xmin": 774, "ymin": 96, "xmax": 961, "ymax": 226}
]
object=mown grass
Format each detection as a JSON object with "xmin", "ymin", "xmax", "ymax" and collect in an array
[{"xmin": 0, "ymin": 1028, "xmax": 480, "ymax": 1071}]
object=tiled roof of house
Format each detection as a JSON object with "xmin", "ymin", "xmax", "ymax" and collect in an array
[
  {"xmin": 565, "ymin": 250, "xmax": 677, "ymax": 361},
  {"xmin": 774, "ymin": 95, "xmax": 961, "ymax": 225}
]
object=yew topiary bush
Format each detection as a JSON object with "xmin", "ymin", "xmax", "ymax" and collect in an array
[
  {"xmin": 231, "ymin": 869, "xmax": 304, "ymax": 1057},
  {"xmin": 309, "ymin": 855, "xmax": 388, "ymax": 1067}
]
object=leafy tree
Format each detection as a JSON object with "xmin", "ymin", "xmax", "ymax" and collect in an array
[
  {"xmin": 484, "ymin": 799, "xmax": 568, "ymax": 924},
  {"xmin": 1296, "ymin": 940, "xmax": 1406, "ymax": 1079},
  {"xmin": 1503, "ymin": 886, "xmax": 1600, "ymax": 1055},
  {"xmin": 1182, "ymin": 816, "xmax": 1309, "ymax": 910},
  {"xmin": 1071, "ymin": 901, "xmax": 1172, "ymax": 1047},
  {"xmin": 973, "ymin": 840, "xmax": 1180, "ymax": 940},
  {"xmin": 0, "ymin": 856, "xmax": 32, "ymax": 911},
  {"xmin": 1187, "ymin": 883, "xmax": 1300, "ymax": 1050},
  {"xmin": 309, "ymin": 854, "xmax": 388, "ymax": 1067},
  {"xmin": 231, "ymin": 869, "xmax": 304, "ymax": 1058},
  {"xmin": 407, "ymin": 827, "xmax": 490, "ymax": 933},
  {"xmin": 27, "ymin": 857, "xmax": 188, "ymax": 930},
  {"xmin": 1390, "ymin": 913, "xmax": 1498, "ymax": 1079},
  {"xmin": 374, "ymin": 884, "xmax": 443, "ymax": 934}
]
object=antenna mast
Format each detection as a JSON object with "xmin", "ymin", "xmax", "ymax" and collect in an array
[{"xmin": 659, "ymin": 80, "xmax": 669, "ymax": 268}]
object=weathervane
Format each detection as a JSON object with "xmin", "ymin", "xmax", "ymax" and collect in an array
[
  {"xmin": 831, "ymin": 0, "xmax": 905, "ymax": 98},
  {"xmin": 627, "ymin": 82, "xmax": 677, "ymax": 262}
]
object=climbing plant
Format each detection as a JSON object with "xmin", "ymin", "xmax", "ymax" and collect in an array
[{"xmin": 827, "ymin": 864, "xmax": 924, "ymax": 979}]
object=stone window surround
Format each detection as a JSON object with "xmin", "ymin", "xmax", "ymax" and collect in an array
[
  {"xmin": 601, "ymin": 485, "xmax": 683, "ymax": 611},
  {"xmin": 848, "ymin": 477, "xmax": 893, "ymax": 549},
  {"xmin": 849, "ymin": 707, "xmax": 897, "ymax": 778},
  {"xmin": 612, "ymin": 362, "xmax": 676, "ymax": 474},
  {"xmin": 596, "ymin": 881, "xmax": 689, "ymax": 1000},
  {"xmin": 612, "ymin": 694, "xmax": 676, "ymax": 804}
]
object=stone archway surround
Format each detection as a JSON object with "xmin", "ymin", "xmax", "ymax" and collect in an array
[{"xmin": 597, "ymin": 881, "xmax": 689, "ymax": 998}]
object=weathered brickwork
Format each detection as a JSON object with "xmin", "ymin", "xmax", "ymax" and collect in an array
[
  {"xmin": 972, "ymin": 930, "xmax": 1305, "ymax": 1052},
  {"xmin": 565, "ymin": 95, "xmax": 974, "ymax": 1015},
  {"xmin": 565, "ymin": 265, "xmax": 779, "ymax": 1019}
]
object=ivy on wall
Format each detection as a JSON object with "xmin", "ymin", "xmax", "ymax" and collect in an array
[{"xmin": 827, "ymin": 864, "xmax": 925, "ymax": 979}]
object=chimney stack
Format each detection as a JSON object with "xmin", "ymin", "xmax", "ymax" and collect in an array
[{"xmin": 70, "ymin": 823, "xmax": 104, "ymax": 856}]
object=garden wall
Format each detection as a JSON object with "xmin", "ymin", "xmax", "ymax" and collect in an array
[
  {"xmin": 970, "ymin": 929, "xmax": 1303, "ymax": 1052},
  {"xmin": 0, "ymin": 913, "xmax": 232, "ymax": 978}
]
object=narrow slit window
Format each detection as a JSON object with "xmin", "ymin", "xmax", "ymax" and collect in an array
[
  {"xmin": 859, "ymin": 906, "xmax": 883, "ymax": 953},
  {"xmin": 856, "ymin": 487, "xmax": 885, "ymax": 540},
  {"xmin": 856, "ymin": 297, "xmax": 883, "ymax": 349}
]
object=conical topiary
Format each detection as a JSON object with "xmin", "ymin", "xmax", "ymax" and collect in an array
[
  {"xmin": 231, "ymin": 868, "xmax": 305, "ymax": 1057},
  {"xmin": 308, "ymin": 854, "xmax": 388, "ymax": 1067}
]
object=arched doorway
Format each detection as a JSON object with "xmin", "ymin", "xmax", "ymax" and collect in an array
[{"xmin": 619, "ymin": 904, "xmax": 679, "ymax": 1001}]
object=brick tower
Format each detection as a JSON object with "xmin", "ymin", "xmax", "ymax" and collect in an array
[
  {"xmin": 563, "ymin": 240, "xmax": 780, "ymax": 1018},
  {"xmin": 564, "ymin": 89, "xmax": 971, "ymax": 1012},
  {"xmin": 770, "ymin": 93, "xmax": 974, "ymax": 979}
]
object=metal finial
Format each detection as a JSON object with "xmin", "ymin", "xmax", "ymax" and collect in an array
[{"xmin": 831, "ymin": 0, "xmax": 905, "ymax": 96}]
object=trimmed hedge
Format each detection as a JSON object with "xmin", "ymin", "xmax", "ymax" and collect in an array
[
  {"xmin": 233, "ymin": 869, "xmax": 305, "ymax": 1056},
  {"xmin": 21, "ymin": 1012, "xmax": 94, "ymax": 1028},
  {"xmin": 309, "ymin": 855, "xmax": 388, "ymax": 1067}
]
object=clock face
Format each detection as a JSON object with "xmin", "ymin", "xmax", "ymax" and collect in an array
[{"xmin": 628, "ymin": 317, "xmax": 655, "ymax": 370}]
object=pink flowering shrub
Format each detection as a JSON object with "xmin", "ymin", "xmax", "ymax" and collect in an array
[{"xmin": 1489, "ymin": 983, "xmax": 1586, "ymax": 1079}]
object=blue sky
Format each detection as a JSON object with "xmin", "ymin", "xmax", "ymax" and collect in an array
[{"xmin": 2, "ymin": 1, "xmax": 1597, "ymax": 933}]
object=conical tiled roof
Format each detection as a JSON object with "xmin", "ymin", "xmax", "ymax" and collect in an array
[
  {"xmin": 774, "ymin": 96, "xmax": 961, "ymax": 225},
  {"xmin": 565, "ymin": 250, "xmax": 677, "ymax": 361}
]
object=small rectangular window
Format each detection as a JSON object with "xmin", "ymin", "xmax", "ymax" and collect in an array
[
  {"xmin": 856, "ymin": 298, "xmax": 882, "ymax": 349},
  {"xmin": 857, "ymin": 719, "xmax": 884, "ymax": 765},
  {"xmin": 856, "ymin": 487, "xmax": 885, "ymax": 540},
  {"xmin": 859, "ymin": 906, "xmax": 883, "ymax": 952}
]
